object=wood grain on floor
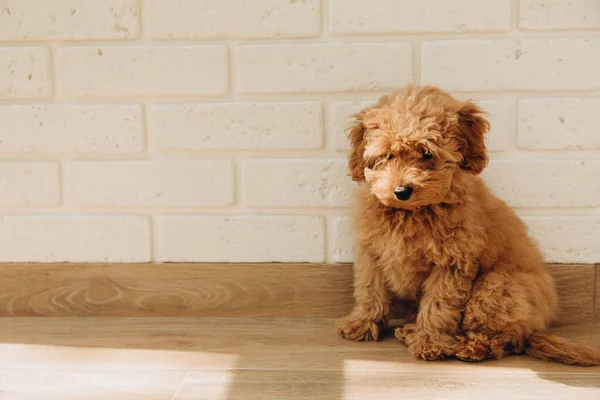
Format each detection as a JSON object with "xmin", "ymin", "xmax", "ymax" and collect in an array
[
  {"xmin": 0, "ymin": 318, "xmax": 598, "ymax": 399},
  {"xmin": 552, "ymin": 264, "xmax": 595, "ymax": 324},
  {"xmin": 0, "ymin": 263, "xmax": 595, "ymax": 323},
  {"xmin": 0, "ymin": 263, "xmax": 353, "ymax": 318}
]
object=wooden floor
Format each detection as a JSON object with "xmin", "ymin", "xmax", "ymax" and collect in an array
[{"xmin": 0, "ymin": 318, "xmax": 598, "ymax": 399}]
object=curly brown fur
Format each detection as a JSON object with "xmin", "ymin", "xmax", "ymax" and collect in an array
[{"xmin": 336, "ymin": 85, "xmax": 600, "ymax": 366}]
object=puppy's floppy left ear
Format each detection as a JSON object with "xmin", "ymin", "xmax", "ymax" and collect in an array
[
  {"xmin": 347, "ymin": 113, "xmax": 368, "ymax": 182},
  {"xmin": 456, "ymin": 101, "xmax": 490, "ymax": 175}
]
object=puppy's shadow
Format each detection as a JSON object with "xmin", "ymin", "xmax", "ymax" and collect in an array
[
  {"xmin": 527, "ymin": 322, "xmax": 600, "ymax": 389},
  {"xmin": 534, "ymin": 370, "xmax": 600, "ymax": 388}
]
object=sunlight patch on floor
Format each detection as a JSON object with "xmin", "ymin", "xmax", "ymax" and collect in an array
[
  {"xmin": 0, "ymin": 367, "xmax": 185, "ymax": 400},
  {"xmin": 0, "ymin": 343, "xmax": 239, "ymax": 369},
  {"xmin": 0, "ymin": 344, "xmax": 240, "ymax": 400},
  {"xmin": 173, "ymin": 370, "xmax": 237, "ymax": 400}
]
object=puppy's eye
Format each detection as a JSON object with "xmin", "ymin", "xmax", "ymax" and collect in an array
[
  {"xmin": 421, "ymin": 152, "xmax": 433, "ymax": 160},
  {"xmin": 387, "ymin": 154, "xmax": 394, "ymax": 160}
]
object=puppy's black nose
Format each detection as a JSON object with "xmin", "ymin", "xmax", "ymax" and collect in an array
[{"xmin": 394, "ymin": 186, "xmax": 413, "ymax": 200}]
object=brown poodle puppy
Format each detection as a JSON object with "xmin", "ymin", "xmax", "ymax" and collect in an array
[{"xmin": 337, "ymin": 85, "xmax": 600, "ymax": 365}]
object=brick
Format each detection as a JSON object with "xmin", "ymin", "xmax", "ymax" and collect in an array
[
  {"xmin": 422, "ymin": 39, "xmax": 600, "ymax": 92},
  {"xmin": 518, "ymin": 98, "xmax": 600, "ymax": 150},
  {"xmin": 0, "ymin": 47, "xmax": 50, "ymax": 99},
  {"xmin": 478, "ymin": 100, "xmax": 510, "ymax": 152},
  {"xmin": 148, "ymin": 102, "xmax": 322, "ymax": 151},
  {"xmin": 332, "ymin": 216, "xmax": 353, "ymax": 263},
  {"xmin": 0, "ymin": 216, "xmax": 150, "ymax": 262},
  {"xmin": 157, "ymin": 215, "xmax": 325, "ymax": 262},
  {"xmin": 237, "ymin": 43, "xmax": 413, "ymax": 94},
  {"xmin": 67, "ymin": 160, "xmax": 234, "ymax": 207},
  {"xmin": 330, "ymin": 0, "xmax": 510, "ymax": 34},
  {"xmin": 0, "ymin": 105, "xmax": 143, "ymax": 154},
  {"xmin": 524, "ymin": 217, "xmax": 600, "ymax": 263},
  {"xmin": 520, "ymin": 0, "xmax": 600, "ymax": 30},
  {"xmin": 483, "ymin": 161, "xmax": 600, "ymax": 208},
  {"xmin": 144, "ymin": 0, "xmax": 320, "ymax": 39},
  {"xmin": 56, "ymin": 46, "xmax": 228, "ymax": 98},
  {"xmin": 243, "ymin": 160, "xmax": 353, "ymax": 207},
  {"xmin": 0, "ymin": 162, "xmax": 59, "ymax": 206},
  {"xmin": 0, "ymin": 0, "xmax": 139, "ymax": 40},
  {"xmin": 332, "ymin": 100, "xmax": 376, "ymax": 151}
]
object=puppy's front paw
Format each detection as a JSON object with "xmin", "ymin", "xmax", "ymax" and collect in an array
[
  {"xmin": 409, "ymin": 338, "xmax": 447, "ymax": 361},
  {"xmin": 394, "ymin": 323, "xmax": 416, "ymax": 345},
  {"xmin": 398, "ymin": 327, "xmax": 453, "ymax": 361},
  {"xmin": 455, "ymin": 334, "xmax": 490, "ymax": 362},
  {"xmin": 336, "ymin": 315, "xmax": 382, "ymax": 341}
]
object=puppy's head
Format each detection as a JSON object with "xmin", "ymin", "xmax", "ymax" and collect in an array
[{"xmin": 348, "ymin": 85, "xmax": 490, "ymax": 209}]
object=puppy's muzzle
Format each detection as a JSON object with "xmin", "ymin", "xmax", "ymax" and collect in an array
[{"xmin": 394, "ymin": 186, "xmax": 413, "ymax": 201}]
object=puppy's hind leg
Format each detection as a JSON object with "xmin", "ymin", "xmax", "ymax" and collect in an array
[{"xmin": 455, "ymin": 268, "xmax": 554, "ymax": 362}]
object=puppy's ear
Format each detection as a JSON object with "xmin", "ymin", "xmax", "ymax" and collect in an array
[
  {"xmin": 456, "ymin": 101, "xmax": 490, "ymax": 175},
  {"xmin": 347, "ymin": 112, "xmax": 368, "ymax": 182}
]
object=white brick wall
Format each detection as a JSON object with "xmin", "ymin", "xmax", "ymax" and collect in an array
[
  {"xmin": 0, "ymin": 47, "xmax": 50, "ymax": 98},
  {"xmin": 330, "ymin": 0, "xmax": 512, "ymax": 33},
  {"xmin": 148, "ymin": 102, "xmax": 323, "ymax": 151},
  {"xmin": 157, "ymin": 216, "xmax": 325, "ymax": 263},
  {"xmin": 524, "ymin": 217, "xmax": 600, "ymax": 264},
  {"xmin": 0, "ymin": 105, "xmax": 143, "ymax": 153},
  {"xmin": 0, "ymin": 0, "xmax": 140, "ymax": 40},
  {"xmin": 243, "ymin": 160, "xmax": 352, "ymax": 208},
  {"xmin": 237, "ymin": 43, "xmax": 413, "ymax": 93},
  {"xmin": 0, "ymin": 162, "xmax": 60, "ymax": 207},
  {"xmin": 0, "ymin": 216, "xmax": 150, "ymax": 262},
  {"xmin": 0, "ymin": 1, "xmax": 598, "ymax": 263},
  {"xmin": 519, "ymin": 0, "xmax": 600, "ymax": 30},
  {"xmin": 56, "ymin": 46, "xmax": 229, "ymax": 98},
  {"xmin": 67, "ymin": 160, "xmax": 234, "ymax": 207},
  {"xmin": 483, "ymin": 161, "xmax": 600, "ymax": 209},
  {"xmin": 422, "ymin": 39, "xmax": 600, "ymax": 92},
  {"xmin": 332, "ymin": 216, "xmax": 353, "ymax": 263},
  {"xmin": 143, "ymin": 0, "xmax": 321, "ymax": 39},
  {"xmin": 518, "ymin": 99, "xmax": 600, "ymax": 150}
]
